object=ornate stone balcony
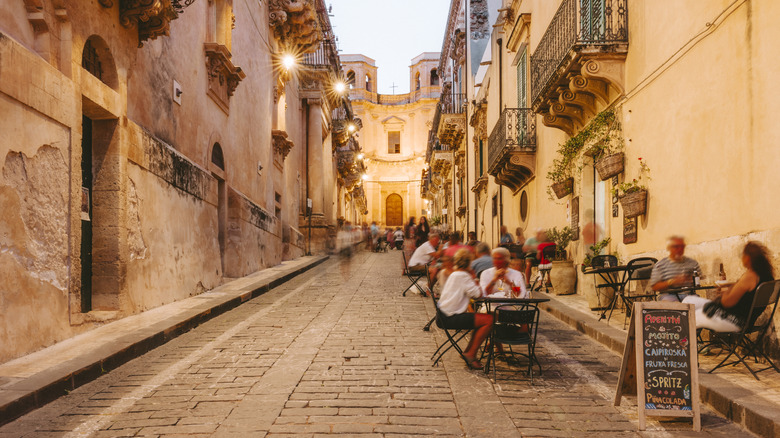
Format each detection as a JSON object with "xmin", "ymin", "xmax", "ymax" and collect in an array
[
  {"xmin": 205, "ymin": 43, "xmax": 246, "ymax": 112},
  {"xmin": 268, "ymin": 0, "xmax": 321, "ymax": 53},
  {"xmin": 530, "ymin": 0, "xmax": 628, "ymax": 135},
  {"xmin": 430, "ymin": 148, "xmax": 453, "ymax": 178},
  {"xmin": 436, "ymin": 92, "xmax": 467, "ymax": 150},
  {"xmin": 487, "ymin": 108, "xmax": 536, "ymax": 193},
  {"xmin": 272, "ymin": 129, "xmax": 294, "ymax": 168},
  {"xmin": 118, "ymin": 0, "xmax": 193, "ymax": 46}
]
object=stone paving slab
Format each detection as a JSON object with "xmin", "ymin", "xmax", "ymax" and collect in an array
[
  {"xmin": 0, "ymin": 251, "xmax": 759, "ymax": 437},
  {"xmin": 538, "ymin": 290, "xmax": 780, "ymax": 438},
  {"xmin": 0, "ymin": 256, "xmax": 328, "ymax": 425}
]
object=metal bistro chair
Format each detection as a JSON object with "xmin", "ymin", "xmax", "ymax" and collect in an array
[
  {"xmin": 485, "ymin": 304, "xmax": 542, "ymax": 383},
  {"xmin": 531, "ymin": 244, "xmax": 557, "ymax": 292},
  {"xmin": 429, "ymin": 290, "xmax": 471, "ymax": 366},
  {"xmin": 590, "ymin": 254, "xmax": 623, "ymax": 309},
  {"xmin": 401, "ymin": 251, "xmax": 427, "ymax": 296},
  {"xmin": 615, "ymin": 257, "xmax": 658, "ymax": 327},
  {"xmin": 699, "ymin": 280, "xmax": 780, "ymax": 380}
]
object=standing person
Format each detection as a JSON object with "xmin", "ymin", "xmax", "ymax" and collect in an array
[
  {"xmin": 370, "ymin": 222, "xmax": 379, "ymax": 251},
  {"xmin": 437, "ymin": 249, "xmax": 493, "ymax": 369},
  {"xmin": 417, "ymin": 216, "xmax": 430, "ymax": 247},
  {"xmin": 683, "ymin": 242, "xmax": 774, "ymax": 332},
  {"xmin": 480, "ymin": 247, "xmax": 528, "ymax": 298},
  {"xmin": 499, "ymin": 225, "xmax": 514, "ymax": 247},
  {"xmin": 650, "ymin": 235, "xmax": 702, "ymax": 301},
  {"xmin": 404, "ymin": 217, "xmax": 417, "ymax": 260},
  {"xmin": 386, "ymin": 228, "xmax": 394, "ymax": 250},
  {"xmin": 466, "ymin": 231, "xmax": 480, "ymax": 247}
]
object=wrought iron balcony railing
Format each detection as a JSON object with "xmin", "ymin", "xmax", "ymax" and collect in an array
[
  {"xmin": 487, "ymin": 108, "xmax": 536, "ymax": 175},
  {"xmin": 530, "ymin": 0, "xmax": 628, "ymax": 105},
  {"xmin": 440, "ymin": 93, "xmax": 466, "ymax": 114},
  {"xmin": 302, "ymin": 40, "xmax": 339, "ymax": 70}
]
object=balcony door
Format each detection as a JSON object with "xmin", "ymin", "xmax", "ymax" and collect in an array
[
  {"xmin": 386, "ymin": 193, "xmax": 403, "ymax": 226},
  {"xmin": 516, "ymin": 49, "xmax": 528, "ymax": 144},
  {"xmin": 581, "ymin": 0, "xmax": 606, "ymax": 41}
]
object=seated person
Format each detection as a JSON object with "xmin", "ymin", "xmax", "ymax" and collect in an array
[
  {"xmin": 437, "ymin": 248, "xmax": 493, "ymax": 369},
  {"xmin": 444, "ymin": 231, "xmax": 474, "ymax": 258},
  {"xmin": 393, "ymin": 227, "xmax": 405, "ymax": 250},
  {"xmin": 498, "ymin": 225, "xmax": 514, "ymax": 247},
  {"xmin": 523, "ymin": 229, "xmax": 547, "ymax": 282},
  {"xmin": 431, "ymin": 255, "xmax": 454, "ymax": 297},
  {"xmin": 683, "ymin": 242, "xmax": 774, "ymax": 332},
  {"xmin": 650, "ymin": 235, "xmax": 701, "ymax": 301},
  {"xmin": 480, "ymin": 247, "xmax": 528, "ymax": 298},
  {"xmin": 408, "ymin": 233, "xmax": 441, "ymax": 272},
  {"xmin": 470, "ymin": 242, "xmax": 493, "ymax": 279},
  {"xmin": 466, "ymin": 231, "xmax": 480, "ymax": 247}
]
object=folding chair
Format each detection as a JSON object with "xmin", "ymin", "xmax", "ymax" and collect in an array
[
  {"xmin": 485, "ymin": 304, "xmax": 541, "ymax": 383},
  {"xmin": 401, "ymin": 252, "xmax": 427, "ymax": 296},
  {"xmin": 614, "ymin": 257, "xmax": 657, "ymax": 327},
  {"xmin": 699, "ymin": 280, "xmax": 780, "ymax": 380},
  {"xmin": 430, "ymin": 298, "xmax": 471, "ymax": 366},
  {"xmin": 531, "ymin": 244, "xmax": 557, "ymax": 292}
]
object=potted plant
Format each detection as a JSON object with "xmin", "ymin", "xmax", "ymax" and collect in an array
[
  {"xmin": 547, "ymin": 226, "xmax": 576, "ymax": 295},
  {"xmin": 587, "ymin": 111, "xmax": 625, "ymax": 181},
  {"xmin": 613, "ymin": 157, "xmax": 650, "ymax": 218},
  {"xmin": 547, "ymin": 157, "xmax": 574, "ymax": 199}
]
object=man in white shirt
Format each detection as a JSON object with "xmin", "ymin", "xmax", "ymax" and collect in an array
[
  {"xmin": 407, "ymin": 233, "xmax": 441, "ymax": 290},
  {"xmin": 480, "ymin": 247, "xmax": 529, "ymax": 298}
]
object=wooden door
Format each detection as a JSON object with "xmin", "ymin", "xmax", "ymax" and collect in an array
[{"xmin": 386, "ymin": 194, "xmax": 403, "ymax": 226}]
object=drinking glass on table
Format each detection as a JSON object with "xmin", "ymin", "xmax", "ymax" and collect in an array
[{"xmin": 511, "ymin": 284, "xmax": 522, "ymax": 298}]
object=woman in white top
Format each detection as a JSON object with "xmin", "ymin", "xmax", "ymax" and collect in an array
[{"xmin": 437, "ymin": 248, "xmax": 494, "ymax": 369}]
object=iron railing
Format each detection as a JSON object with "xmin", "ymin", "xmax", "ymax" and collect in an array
[
  {"xmin": 440, "ymin": 93, "xmax": 466, "ymax": 114},
  {"xmin": 487, "ymin": 108, "xmax": 536, "ymax": 175},
  {"xmin": 530, "ymin": 0, "xmax": 628, "ymax": 105},
  {"xmin": 302, "ymin": 40, "xmax": 339, "ymax": 70}
]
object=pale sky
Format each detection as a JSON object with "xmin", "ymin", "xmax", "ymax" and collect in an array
[{"xmin": 328, "ymin": 0, "xmax": 451, "ymax": 95}]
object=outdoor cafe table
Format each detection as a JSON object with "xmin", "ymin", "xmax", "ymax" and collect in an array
[
  {"xmin": 583, "ymin": 265, "xmax": 630, "ymax": 321},
  {"xmin": 663, "ymin": 284, "xmax": 717, "ymax": 302}
]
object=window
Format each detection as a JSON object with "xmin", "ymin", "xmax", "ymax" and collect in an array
[
  {"xmin": 415, "ymin": 72, "xmax": 421, "ymax": 90},
  {"xmin": 211, "ymin": 143, "xmax": 225, "ymax": 170},
  {"xmin": 365, "ymin": 74, "xmax": 373, "ymax": 92},
  {"xmin": 478, "ymin": 139, "xmax": 484, "ymax": 176},
  {"xmin": 430, "ymin": 68, "xmax": 439, "ymax": 86},
  {"xmin": 275, "ymin": 192, "xmax": 282, "ymax": 219},
  {"xmin": 82, "ymin": 39, "xmax": 103, "ymax": 81},
  {"xmin": 520, "ymin": 191, "xmax": 529, "ymax": 222},
  {"xmin": 492, "ymin": 195, "xmax": 498, "ymax": 217},
  {"xmin": 346, "ymin": 70, "xmax": 355, "ymax": 89},
  {"xmin": 387, "ymin": 131, "xmax": 400, "ymax": 154},
  {"xmin": 517, "ymin": 49, "xmax": 527, "ymax": 107}
]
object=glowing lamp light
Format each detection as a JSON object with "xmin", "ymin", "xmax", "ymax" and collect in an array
[
  {"xmin": 334, "ymin": 82, "xmax": 346, "ymax": 94},
  {"xmin": 282, "ymin": 54, "xmax": 296, "ymax": 70},
  {"xmin": 357, "ymin": 153, "xmax": 364, "ymax": 160},
  {"xmin": 424, "ymin": 199, "xmax": 429, "ymax": 204},
  {"xmin": 361, "ymin": 174, "xmax": 369, "ymax": 180},
  {"xmin": 348, "ymin": 124, "xmax": 356, "ymax": 133}
]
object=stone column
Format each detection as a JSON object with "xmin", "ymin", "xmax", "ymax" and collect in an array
[{"xmin": 307, "ymin": 98, "xmax": 324, "ymax": 217}]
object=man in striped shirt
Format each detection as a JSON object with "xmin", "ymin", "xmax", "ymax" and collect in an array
[{"xmin": 650, "ymin": 235, "xmax": 701, "ymax": 301}]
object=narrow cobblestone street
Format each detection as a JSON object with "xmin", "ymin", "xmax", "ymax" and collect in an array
[{"xmin": 0, "ymin": 251, "xmax": 755, "ymax": 437}]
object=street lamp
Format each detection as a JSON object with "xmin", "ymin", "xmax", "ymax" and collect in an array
[
  {"xmin": 348, "ymin": 124, "xmax": 356, "ymax": 133},
  {"xmin": 282, "ymin": 54, "xmax": 296, "ymax": 70},
  {"xmin": 357, "ymin": 153, "xmax": 364, "ymax": 160},
  {"xmin": 334, "ymin": 81, "xmax": 346, "ymax": 94}
]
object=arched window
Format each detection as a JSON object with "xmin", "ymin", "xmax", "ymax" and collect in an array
[
  {"xmin": 415, "ymin": 72, "xmax": 421, "ymax": 91},
  {"xmin": 81, "ymin": 35, "xmax": 118, "ymax": 89},
  {"xmin": 211, "ymin": 143, "xmax": 225, "ymax": 170},
  {"xmin": 346, "ymin": 70, "xmax": 355, "ymax": 89},
  {"xmin": 430, "ymin": 68, "xmax": 439, "ymax": 86},
  {"xmin": 365, "ymin": 74, "xmax": 373, "ymax": 92}
]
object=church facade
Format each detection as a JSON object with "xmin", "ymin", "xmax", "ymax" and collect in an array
[{"xmin": 341, "ymin": 53, "xmax": 440, "ymax": 228}]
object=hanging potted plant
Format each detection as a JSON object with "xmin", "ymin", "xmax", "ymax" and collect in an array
[
  {"xmin": 547, "ymin": 226, "xmax": 576, "ymax": 295},
  {"xmin": 588, "ymin": 112, "xmax": 625, "ymax": 181},
  {"xmin": 613, "ymin": 157, "xmax": 651, "ymax": 218},
  {"xmin": 548, "ymin": 157, "xmax": 574, "ymax": 199}
]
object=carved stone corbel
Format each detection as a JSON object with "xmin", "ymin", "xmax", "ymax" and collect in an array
[
  {"xmin": 581, "ymin": 58, "xmax": 625, "ymax": 95},
  {"xmin": 272, "ymin": 129, "xmax": 295, "ymax": 164},
  {"xmin": 205, "ymin": 43, "xmax": 246, "ymax": 112},
  {"xmin": 268, "ymin": 0, "xmax": 321, "ymax": 53},
  {"xmin": 120, "ymin": 0, "xmax": 185, "ymax": 47}
]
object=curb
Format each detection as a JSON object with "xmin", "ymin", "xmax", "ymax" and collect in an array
[
  {"xmin": 0, "ymin": 255, "xmax": 329, "ymax": 426},
  {"xmin": 537, "ymin": 292, "xmax": 780, "ymax": 438}
]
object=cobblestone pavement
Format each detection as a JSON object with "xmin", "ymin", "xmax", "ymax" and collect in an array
[{"xmin": 0, "ymin": 251, "xmax": 755, "ymax": 437}]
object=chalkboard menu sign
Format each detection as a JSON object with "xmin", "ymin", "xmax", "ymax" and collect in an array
[{"xmin": 615, "ymin": 302, "xmax": 701, "ymax": 431}]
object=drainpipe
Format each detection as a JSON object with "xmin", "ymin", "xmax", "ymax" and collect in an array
[
  {"xmin": 497, "ymin": 38, "xmax": 504, "ymax": 231},
  {"xmin": 305, "ymin": 101, "xmax": 312, "ymax": 256}
]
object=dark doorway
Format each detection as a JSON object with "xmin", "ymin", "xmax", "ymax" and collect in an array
[{"xmin": 80, "ymin": 115, "xmax": 93, "ymax": 312}]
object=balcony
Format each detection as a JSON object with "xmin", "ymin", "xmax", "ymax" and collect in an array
[
  {"xmin": 530, "ymin": 0, "xmax": 628, "ymax": 135},
  {"xmin": 430, "ymin": 148, "xmax": 453, "ymax": 178},
  {"xmin": 487, "ymin": 108, "xmax": 537, "ymax": 192},
  {"xmin": 436, "ymin": 92, "xmax": 467, "ymax": 150}
]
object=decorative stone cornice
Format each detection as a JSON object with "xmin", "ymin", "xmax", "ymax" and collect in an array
[
  {"xmin": 272, "ymin": 129, "xmax": 294, "ymax": 162},
  {"xmin": 268, "ymin": 0, "xmax": 321, "ymax": 53},
  {"xmin": 438, "ymin": 115, "xmax": 466, "ymax": 151},
  {"xmin": 205, "ymin": 43, "xmax": 246, "ymax": 112},
  {"xmin": 119, "ymin": 0, "xmax": 193, "ymax": 47}
]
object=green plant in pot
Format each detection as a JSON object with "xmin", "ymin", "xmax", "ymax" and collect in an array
[
  {"xmin": 582, "ymin": 237, "xmax": 612, "ymax": 272},
  {"xmin": 546, "ymin": 226, "xmax": 576, "ymax": 295},
  {"xmin": 612, "ymin": 158, "xmax": 651, "ymax": 218},
  {"xmin": 430, "ymin": 215, "xmax": 442, "ymax": 226}
]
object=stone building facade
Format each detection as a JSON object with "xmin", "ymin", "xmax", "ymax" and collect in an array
[
  {"xmin": 0, "ymin": 0, "xmax": 361, "ymax": 363},
  {"xmin": 427, "ymin": 0, "xmax": 780, "ymax": 350},
  {"xmin": 341, "ymin": 53, "xmax": 440, "ymax": 228}
]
